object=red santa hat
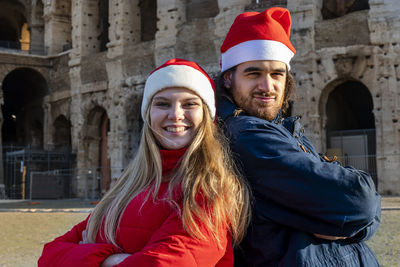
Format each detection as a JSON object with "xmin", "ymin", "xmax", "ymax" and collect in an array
[
  {"xmin": 141, "ymin": 58, "xmax": 216, "ymax": 121},
  {"xmin": 220, "ymin": 7, "xmax": 296, "ymax": 72}
]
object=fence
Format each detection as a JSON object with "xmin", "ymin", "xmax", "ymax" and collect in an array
[
  {"xmin": 327, "ymin": 128, "xmax": 378, "ymax": 186},
  {"xmin": 3, "ymin": 145, "xmax": 75, "ymax": 199},
  {"xmin": 28, "ymin": 166, "xmax": 124, "ymax": 200}
]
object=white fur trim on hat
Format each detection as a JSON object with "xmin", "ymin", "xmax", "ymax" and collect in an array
[
  {"xmin": 221, "ymin": 39, "xmax": 295, "ymax": 72},
  {"xmin": 141, "ymin": 64, "xmax": 216, "ymax": 121}
]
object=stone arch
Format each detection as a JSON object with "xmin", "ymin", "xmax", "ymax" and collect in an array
[
  {"xmin": 140, "ymin": 0, "xmax": 157, "ymax": 42},
  {"xmin": 83, "ymin": 106, "xmax": 111, "ymax": 194},
  {"xmin": 0, "ymin": 0, "xmax": 28, "ymax": 50},
  {"xmin": 1, "ymin": 67, "xmax": 48, "ymax": 148},
  {"xmin": 319, "ymin": 78, "xmax": 377, "ymax": 186},
  {"xmin": 53, "ymin": 115, "xmax": 71, "ymax": 149},
  {"xmin": 322, "ymin": 0, "xmax": 369, "ymax": 20}
]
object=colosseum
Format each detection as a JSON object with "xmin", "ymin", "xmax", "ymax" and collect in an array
[{"xmin": 0, "ymin": 0, "xmax": 399, "ymax": 199}]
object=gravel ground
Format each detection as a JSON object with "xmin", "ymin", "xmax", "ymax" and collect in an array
[
  {"xmin": 366, "ymin": 210, "xmax": 400, "ymax": 267},
  {"xmin": 0, "ymin": 201, "xmax": 398, "ymax": 266},
  {"xmin": 0, "ymin": 212, "xmax": 88, "ymax": 267}
]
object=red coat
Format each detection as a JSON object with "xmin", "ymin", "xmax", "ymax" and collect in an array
[{"xmin": 38, "ymin": 149, "xmax": 233, "ymax": 266}]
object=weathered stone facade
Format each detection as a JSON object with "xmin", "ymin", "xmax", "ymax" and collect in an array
[{"xmin": 0, "ymin": 0, "xmax": 399, "ymax": 198}]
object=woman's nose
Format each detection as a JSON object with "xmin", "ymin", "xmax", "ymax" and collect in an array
[{"xmin": 168, "ymin": 104, "xmax": 185, "ymax": 120}]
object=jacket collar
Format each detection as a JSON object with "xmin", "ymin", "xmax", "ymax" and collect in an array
[{"xmin": 159, "ymin": 147, "xmax": 187, "ymax": 176}]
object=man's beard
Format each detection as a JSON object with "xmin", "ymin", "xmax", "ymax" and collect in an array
[{"xmin": 234, "ymin": 92, "xmax": 282, "ymax": 121}]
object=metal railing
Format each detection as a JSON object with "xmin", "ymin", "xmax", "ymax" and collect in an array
[
  {"xmin": 2, "ymin": 145, "xmax": 75, "ymax": 199},
  {"xmin": 28, "ymin": 166, "xmax": 124, "ymax": 200},
  {"xmin": 0, "ymin": 40, "xmax": 20, "ymax": 49},
  {"xmin": 0, "ymin": 41, "xmax": 47, "ymax": 55}
]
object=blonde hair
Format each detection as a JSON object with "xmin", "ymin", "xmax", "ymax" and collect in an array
[{"xmin": 86, "ymin": 103, "xmax": 250, "ymax": 248}]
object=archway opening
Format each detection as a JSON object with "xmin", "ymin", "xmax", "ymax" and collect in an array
[
  {"xmin": 139, "ymin": 0, "xmax": 156, "ymax": 42},
  {"xmin": 325, "ymin": 81, "xmax": 377, "ymax": 185},
  {"xmin": 1, "ymin": 68, "xmax": 48, "ymax": 198},
  {"xmin": 99, "ymin": 0, "xmax": 109, "ymax": 51},
  {"xmin": 84, "ymin": 107, "xmax": 111, "ymax": 196},
  {"xmin": 0, "ymin": 0, "xmax": 28, "ymax": 50},
  {"xmin": 53, "ymin": 115, "xmax": 71, "ymax": 149},
  {"xmin": 322, "ymin": 0, "xmax": 369, "ymax": 20},
  {"xmin": 2, "ymin": 68, "xmax": 48, "ymax": 148}
]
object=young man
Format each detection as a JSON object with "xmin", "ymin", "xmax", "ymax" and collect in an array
[{"xmin": 217, "ymin": 7, "xmax": 381, "ymax": 267}]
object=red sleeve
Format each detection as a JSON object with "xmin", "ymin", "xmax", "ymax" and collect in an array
[
  {"xmin": 215, "ymin": 234, "xmax": 234, "ymax": 267},
  {"xmin": 116, "ymin": 210, "xmax": 233, "ymax": 267},
  {"xmin": 38, "ymin": 216, "xmax": 119, "ymax": 267}
]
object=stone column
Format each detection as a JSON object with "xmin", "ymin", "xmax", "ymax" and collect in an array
[
  {"xmin": 106, "ymin": 0, "xmax": 144, "ymax": 180},
  {"xmin": 30, "ymin": 24, "xmax": 45, "ymax": 54},
  {"xmin": 43, "ymin": 13, "xmax": 72, "ymax": 55},
  {"xmin": 155, "ymin": 0, "xmax": 186, "ymax": 65},
  {"xmin": 71, "ymin": 0, "xmax": 101, "ymax": 57},
  {"xmin": 42, "ymin": 96, "xmax": 53, "ymax": 150},
  {"xmin": 107, "ymin": 0, "xmax": 141, "ymax": 57},
  {"xmin": 0, "ymin": 96, "xmax": 4, "ymax": 198}
]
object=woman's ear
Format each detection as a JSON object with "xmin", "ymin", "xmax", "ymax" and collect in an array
[{"xmin": 223, "ymin": 71, "xmax": 233, "ymax": 88}]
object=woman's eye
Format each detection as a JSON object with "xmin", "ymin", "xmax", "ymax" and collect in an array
[
  {"xmin": 183, "ymin": 102, "xmax": 198, "ymax": 107},
  {"xmin": 154, "ymin": 101, "xmax": 169, "ymax": 107}
]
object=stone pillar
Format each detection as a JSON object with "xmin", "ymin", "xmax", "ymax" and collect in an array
[
  {"xmin": 289, "ymin": 2, "xmax": 320, "ymax": 148},
  {"xmin": 43, "ymin": 13, "xmax": 72, "ymax": 55},
  {"xmin": 0, "ymin": 102, "xmax": 4, "ymax": 198},
  {"xmin": 106, "ymin": 0, "xmax": 147, "ymax": 181},
  {"xmin": 68, "ymin": 0, "xmax": 86, "ymax": 196},
  {"xmin": 42, "ymin": 96, "xmax": 53, "ymax": 150},
  {"xmin": 71, "ymin": 0, "xmax": 101, "ymax": 57},
  {"xmin": 107, "ymin": 0, "xmax": 141, "ymax": 57},
  {"xmin": 30, "ymin": 24, "xmax": 45, "ymax": 54},
  {"xmin": 155, "ymin": 0, "xmax": 186, "ymax": 65}
]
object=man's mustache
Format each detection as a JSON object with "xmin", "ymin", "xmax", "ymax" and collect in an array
[{"xmin": 252, "ymin": 91, "xmax": 277, "ymax": 98}]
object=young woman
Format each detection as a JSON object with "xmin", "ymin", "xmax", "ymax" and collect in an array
[{"xmin": 38, "ymin": 59, "xmax": 250, "ymax": 267}]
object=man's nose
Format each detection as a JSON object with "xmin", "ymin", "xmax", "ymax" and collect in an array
[
  {"xmin": 258, "ymin": 75, "xmax": 273, "ymax": 92},
  {"xmin": 168, "ymin": 104, "xmax": 185, "ymax": 120}
]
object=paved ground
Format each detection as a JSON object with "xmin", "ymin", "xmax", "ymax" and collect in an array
[{"xmin": 0, "ymin": 197, "xmax": 399, "ymax": 267}]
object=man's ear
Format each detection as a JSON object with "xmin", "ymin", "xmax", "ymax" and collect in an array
[{"xmin": 223, "ymin": 71, "xmax": 233, "ymax": 88}]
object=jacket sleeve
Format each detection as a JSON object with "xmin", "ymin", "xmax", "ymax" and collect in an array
[
  {"xmin": 38, "ymin": 217, "xmax": 119, "ymax": 267},
  {"xmin": 116, "ymin": 209, "xmax": 232, "ymax": 267},
  {"xmin": 229, "ymin": 117, "xmax": 381, "ymax": 238}
]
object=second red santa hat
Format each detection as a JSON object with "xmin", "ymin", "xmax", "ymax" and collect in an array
[{"xmin": 220, "ymin": 7, "xmax": 296, "ymax": 72}]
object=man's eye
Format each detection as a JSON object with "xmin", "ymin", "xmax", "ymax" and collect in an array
[{"xmin": 246, "ymin": 72, "xmax": 259, "ymax": 77}]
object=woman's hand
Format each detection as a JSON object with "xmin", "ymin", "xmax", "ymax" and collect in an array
[
  {"xmin": 79, "ymin": 230, "xmax": 88, "ymax": 244},
  {"xmin": 100, "ymin": 253, "xmax": 131, "ymax": 267}
]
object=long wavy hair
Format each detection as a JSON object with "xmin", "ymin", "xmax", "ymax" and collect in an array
[{"xmin": 85, "ymin": 102, "xmax": 250, "ymax": 248}]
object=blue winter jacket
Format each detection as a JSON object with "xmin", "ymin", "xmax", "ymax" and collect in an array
[{"xmin": 217, "ymin": 97, "xmax": 381, "ymax": 267}]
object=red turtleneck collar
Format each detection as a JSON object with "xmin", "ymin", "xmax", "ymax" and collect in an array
[{"xmin": 159, "ymin": 147, "xmax": 187, "ymax": 176}]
